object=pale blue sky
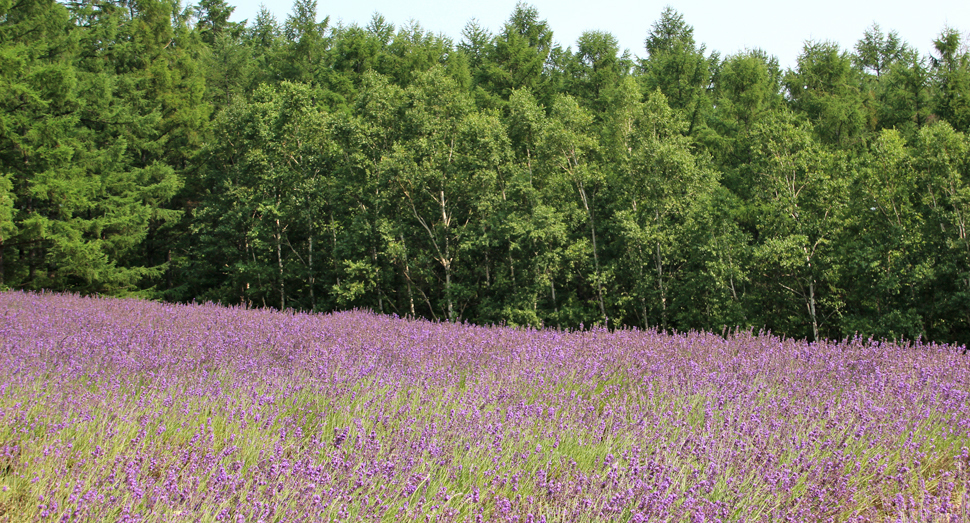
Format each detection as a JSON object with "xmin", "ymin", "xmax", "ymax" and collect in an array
[{"xmin": 228, "ymin": 0, "xmax": 968, "ymax": 69}]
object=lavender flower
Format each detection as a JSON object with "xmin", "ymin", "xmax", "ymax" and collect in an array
[{"xmin": 0, "ymin": 290, "xmax": 967, "ymax": 521}]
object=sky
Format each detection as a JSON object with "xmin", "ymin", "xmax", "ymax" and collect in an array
[{"xmin": 227, "ymin": 0, "xmax": 969, "ymax": 70}]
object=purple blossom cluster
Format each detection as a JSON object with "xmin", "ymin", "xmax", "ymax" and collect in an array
[{"xmin": 0, "ymin": 291, "xmax": 968, "ymax": 522}]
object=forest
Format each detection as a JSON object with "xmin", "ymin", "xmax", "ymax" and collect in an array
[{"xmin": 1, "ymin": 0, "xmax": 969, "ymax": 344}]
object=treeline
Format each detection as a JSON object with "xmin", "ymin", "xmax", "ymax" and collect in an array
[{"xmin": 2, "ymin": 0, "xmax": 969, "ymax": 343}]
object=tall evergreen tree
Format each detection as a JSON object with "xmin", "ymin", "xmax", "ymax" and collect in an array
[
  {"xmin": 0, "ymin": 0, "xmax": 190, "ymax": 293},
  {"xmin": 854, "ymin": 23, "xmax": 909, "ymax": 79},
  {"xmin": 785, "ymin": 41, "xmax": 870, "ymax": 147},
  {"xmin": 930, "ymin": 28, "xmax": 970, "ymax": 133},
  {"xmin": 567, "ymin": 31, "xmax": 632, "ymax": 115},
  {"xmin": 709, "ymin": 49, "xmax": 784, "ymax": 181},
  {"xmin": 476, "ymin": 3, "xmax": 555, "ymax": 104},
  {"xmin": 638, "ymin": 7, "xmax": 717, "ymax": 137}
]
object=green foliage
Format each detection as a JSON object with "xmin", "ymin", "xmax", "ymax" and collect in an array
[
  {"xmin": 930, "ymin": 28, "xmax": 970, "ymax": 133},
  {"xmin": 567, "ymin": 31, "xmax": 633, "ymax": 116},
  {"xmin": 3, "ymin": 0, "xmax": 970, "ymax": 344},
  {"xmin": 186, "ymin": 81, "xmax": 332, "ymax": 310},
  {"xmin": 912, "ymin": 122, "xmax": 970, "ymax": 340},
  {"xmin": 854, "ymin": 23, "xmax": 910, "ymax": 78},
  {"xmin": 474, "ymin": 2, "xmax": 555, "ymax": 104},
  {"xmin": 0, "ymin": 0, "xmax": 190, "ymax": 294},
  {"xmin": 613, "ymin": 90, "xmax": 723, "ymax": 330},
  {"xmin": 638, "ymin": 7, "xmax": 718, "ymax": 137},
  {"xmin": 874, "ymin": 54, "xmax": 932, "ymax": 138},
  {"xmin": 715, "ymin": 50, "xmax": 783, "ymax": 132},
  {"xmin": 839, "ymin": 129, "xmax": 928, "ymax": 340},
  {"xmin": 745, "ymin": 112, "xmax": 848, "ymax": 340},
  {"xmin": 785, "ymin": 41, "xmax": 868, "ymax": 146}
]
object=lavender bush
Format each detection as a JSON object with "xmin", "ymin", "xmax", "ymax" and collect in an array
[{"xmin": 0, "ymin": 291, "xmax": 968, "ymax": 522}]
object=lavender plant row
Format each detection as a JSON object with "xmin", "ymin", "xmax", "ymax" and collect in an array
[{"xmin": 0, "ymin": 291, "xmax": 968, "ymax": 522}]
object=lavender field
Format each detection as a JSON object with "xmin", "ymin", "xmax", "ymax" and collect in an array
[{"xmin": 0, "ymin": 292, "xmax": 968, "ymax": 522}]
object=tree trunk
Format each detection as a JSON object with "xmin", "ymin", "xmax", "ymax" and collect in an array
[
  {"xmin": 374, "ymin": 184, "xmax": 384, "ymax": 314},
  {"xmin": 29, "ymin": 246, "xmax": 38, "ymax": 283},
  {"xmin": 373, "ymin": 245, "xmax": 383, "ymax": 313},
  {"xmin": 445, "ymin": 243, "xmax": 453, "ymax": 321},
  {"xmin": 403, "ymin": 186, "xmax": 451, "ymax": 320},
  {"xmin": 807, "ymin": 279, "xmax": 818, "ymax": 341},
  {"xmin": 578, "ymin": 182, "xmax": 607, "ymax": 324},
  {"xmin": 441, "ymin": 189, "xmax": 454, "ymax": 322},
  {"xmin": 484, "ymin": 249, "xmax": 491, "ymax": 287},
  {"xmin": 401, "ymin": 233, "xmax": 416, "ymax": 317},
  {"xmin": 632, "ymin": 200, "xmax": 650, "ymax": 330},
  {"xmin": 276, "ymin": 218, "xmax": 284, "ymax": 310},
  {"xmin": 509, "ymin": 250, "xmax": 515, "ymax": 286},
  {"xmin": 308, "ymin": 224, "xmax": 315, "ymax": 310},
  {"xmin": 166, "ymin": 249, "xmax": 173, "ymax": 289},
  {"xmin": 550, "ymin": 277, "xmax": 559, "ymax": 320},
  {"xmin": 655, "ymin": 241, "xmax": 668, "ymax": 331},
  {"xmin": 243, "ymin": 236, "xmax": 251, "ymax": 305}
]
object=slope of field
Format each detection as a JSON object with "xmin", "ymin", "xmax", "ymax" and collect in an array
[{"xmin": 0, "ymin": 291, "xmax": 968, "ymax": 522}]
